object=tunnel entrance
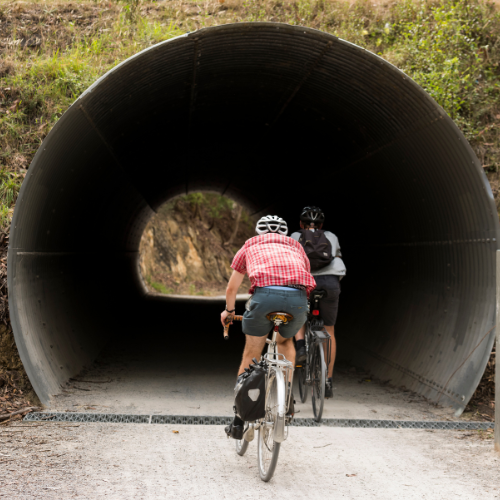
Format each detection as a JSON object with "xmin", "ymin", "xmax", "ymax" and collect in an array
[{"xmin": 8, "ymin": 23, "xmax": 499, "ymax": 414}]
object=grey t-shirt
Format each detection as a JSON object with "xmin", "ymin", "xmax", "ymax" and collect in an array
[{"xmin": 290, "ymin": 230, "xmax": 346, "ymax": 278}]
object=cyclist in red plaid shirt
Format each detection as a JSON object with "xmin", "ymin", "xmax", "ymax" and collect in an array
[{"xmin": 220, "ymin": 215, "xmax": 316, "ymax": 439}]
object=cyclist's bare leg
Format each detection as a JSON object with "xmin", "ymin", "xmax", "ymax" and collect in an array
[
  {"xmin": 237, "ymin": 335, "xmax": 268, "ymax": 376},
  {"xmin": 277, "ymin": 334, "xmax": 296, "ymax": 365},
  {"xmin": 324, "ymin": 325, "xmax": 336, "ymax": 378},
  {"xmin": 295, "ymin": 324, "xmax": 305, "ymax": 341}
]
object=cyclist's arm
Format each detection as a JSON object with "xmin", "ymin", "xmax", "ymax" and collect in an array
[{"xmin": 220, "ymin": 270, "xmax": 245, "ymax": 326}]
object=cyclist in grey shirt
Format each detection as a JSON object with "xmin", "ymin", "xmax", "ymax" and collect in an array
[{"xmin": 290, "ymin": 206, "xmax": 346, "ymax": 398}]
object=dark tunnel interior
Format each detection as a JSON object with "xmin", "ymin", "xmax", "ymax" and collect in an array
[{"xmin": 8, "ymin": 23, "xmax": 499, "ymax": 413}]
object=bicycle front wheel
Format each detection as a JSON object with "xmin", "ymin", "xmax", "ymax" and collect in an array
[
  {"xmin": 311, "ymin": 343, "xmax": 326, "ymax": 422},
  {"xmin": 235, "ymin": 438, "xmax": 249, "ymax": 456},
  {"xmin": 257, "ymin": 371, "xmax": 281, "ymax": 482}
]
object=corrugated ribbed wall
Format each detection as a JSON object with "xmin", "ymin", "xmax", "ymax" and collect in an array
[{"xmin": 8, "ymin": 23, "xmax": 499, "ymax": 412}]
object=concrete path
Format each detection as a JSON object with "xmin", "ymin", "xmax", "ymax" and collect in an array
[
  {"xmin": 0, "ymin": 422, "xmax": 498, "ymax": 499},
  {"xmin": 13, "ymin": 329, "xmax": 495, "ymax": 498},
  {"xmin": 52, "ymin": 349, "xmax": 456, "ymax": 421},
  {"xmin": 3, "ymin": 336, "xmax": 498, "ymax": 499}
]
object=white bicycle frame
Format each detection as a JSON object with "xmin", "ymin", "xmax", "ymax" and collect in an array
[{"xmin": 243, "ymin": 317, "xmax": 295, "ymax": 444}]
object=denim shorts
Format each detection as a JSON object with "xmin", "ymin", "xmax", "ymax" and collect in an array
[{"xmin": 242, "ymin": 287, "xmax": 308, "ymax": 339}]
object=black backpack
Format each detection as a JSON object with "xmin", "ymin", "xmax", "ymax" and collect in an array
[
  {"xmin": 298, "ymin": 229, "xmax": 333, "ymax": 271},
  {"xmin": 234, "ymin": 359, "xmax": 267, "ymax": 422}
]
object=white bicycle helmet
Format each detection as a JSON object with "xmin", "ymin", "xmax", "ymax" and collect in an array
[{"xmin": 255, "ymin": 215, "xmax": 288, "ymax": 236}]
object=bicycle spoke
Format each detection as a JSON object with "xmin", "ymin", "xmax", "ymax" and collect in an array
[
  {"xmin": 311, "ymin": 343, "xmax": 326, "ymax": 422},
  {"xmin": 258, "ymin": 372, "xmax": 281, "ymax": 481},
  {"xmin": 262, "ymin": 377, "xmax": 277, "ymax": 466}
]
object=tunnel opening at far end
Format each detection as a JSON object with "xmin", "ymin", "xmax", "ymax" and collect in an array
[
  {"xmin": 138, "ymin": 192, "xmax": 255, "ymax": 298},
  {"xmin": 8, "ymin": 23, "xmax": 499, "ymax": 414}
]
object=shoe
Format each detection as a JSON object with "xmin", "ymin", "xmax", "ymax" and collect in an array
[
  {"xmin": 325, "ymin": 379, "xmax": 333, "ymax": 399},
  {"xmin": 225, "ymin": 421, "xmax": 244, "ymax": 440},
  {"xmin": 296, "ymin": 346, "xmax": 307, "ymax": 364}
]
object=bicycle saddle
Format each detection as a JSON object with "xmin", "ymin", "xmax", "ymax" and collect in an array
[
  {"xmin": 266, "ymin": 312, "xmax": 294, "ymax": 324},
  {"xmin": 310, "ymin": 289, "xmax": 327, "ymax": 303}
]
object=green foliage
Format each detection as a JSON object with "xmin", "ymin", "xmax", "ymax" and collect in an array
[
  {"xmin": 0, "ymin": 3, "xmax": 185, "ymax": 230},
  {"xmin": 137, "ymin": 19, "xmax": 182, "ymax": 44},
  {"xmin": 0, "ymin": 169, "xmax": 21, "ymax": 208},
  {"xmin": 206, "ymin": 194, "xmax": 234, "ymax": 219},
  {"xmin": 0, "ymin": 206, "xmax": 11, "ymax": 230},
  {"xmin": 385, "ymin": 0, "xmax": 500, "ymax": 148},
  {"xmin": 183, "ymin": 192, "xmax": 205, "ymax": 207},
  {"xmin": 178, "ymin": 193, "xmax": 235, "ymax": 219},
  {"xmin": 29, "ymin": 54, "xmax": 92, "ymax": 98},
  {"xmin": 185, "ymin": 283, "xmax": 206, "ymax": 295},
  {"xmin": 240, "ymin": 208, "xmax": 255, "ymax": 232},
  {"xmin": 146, "ymin": 275, "xmax": 173, "ymax": 294},
  {"xmin": 0, "ymin": 169, "xmax": 22, "ymax": 229},
  {"xmin": 116, "ymin": 0, "xmax": 142, "ymax": 24}
]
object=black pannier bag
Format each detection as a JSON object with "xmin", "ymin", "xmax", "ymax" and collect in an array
[
  {"xmin": 234, "ymin": 359, "xmax": 267, "ymax": 422},
  {"xmin": 298, "ymin": 229, "xmax": 333, "ymax": 271}
]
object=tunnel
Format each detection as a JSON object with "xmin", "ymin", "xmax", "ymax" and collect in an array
[{"xmin": 8, "ymin": 22, "xmax": 499, "ymax": 414}]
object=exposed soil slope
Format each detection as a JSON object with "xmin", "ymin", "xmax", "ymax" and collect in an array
[{"xmin": 139, "ymin": 195, "xmax": 255, "ymax": 296}]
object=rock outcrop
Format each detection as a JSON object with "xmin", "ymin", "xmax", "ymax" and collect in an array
[{"xmin": 139, "ymin": 195, "xmax": 254, "ymax": 295}]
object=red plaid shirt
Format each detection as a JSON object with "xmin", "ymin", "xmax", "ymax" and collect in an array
[{"xmin": 231, "ymin": 233, "xmax": 316, "ymax": 296}]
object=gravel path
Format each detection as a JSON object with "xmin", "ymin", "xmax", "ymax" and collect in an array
[{"xmin": 1, "ymin": 422, "xmax": 498, "ymax": 499}]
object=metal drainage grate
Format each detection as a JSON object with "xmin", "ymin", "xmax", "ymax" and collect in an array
[
  {"xmin": 23, "ymin": 412, "xmax": 494, "ymax": 430},
  {"xmin": 320, "ymin": 419, "xmax": 493, "ymax": 430},
  {"xmin": 24, "ymin": 412, "xmax": 150, "ymax": 424},
  {"xmin": 151, "ymin": 415, "xmax": 233, "ymax": 425}
]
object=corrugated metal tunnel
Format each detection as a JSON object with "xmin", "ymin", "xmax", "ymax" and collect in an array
[{"xmin": 8, "ymin": 23, "xmax": 499, "ymax": 413}]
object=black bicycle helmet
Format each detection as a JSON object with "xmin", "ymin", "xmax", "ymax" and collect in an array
[{"xmin": 300, "ymin": 206, "xmax": 325, "ymax": 225}]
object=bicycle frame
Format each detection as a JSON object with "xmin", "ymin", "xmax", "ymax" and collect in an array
[
  {"xmin": 260, "ymin": 318, "xmax": 295, "ymax": 443},
  {"xmin": 303, "ymin": 326, "xmax": 331, "ymax": 382},
  {"xmin": 224, "ymin": 314, "xmax": 294, "ymax": 444}
]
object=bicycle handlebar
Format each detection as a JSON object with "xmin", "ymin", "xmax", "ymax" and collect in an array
[{"xmin": 223, "ymin": 315, "xmax": 243, "ymax": 340}]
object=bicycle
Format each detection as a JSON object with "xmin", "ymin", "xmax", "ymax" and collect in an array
[
  {"xmin": 223, "ymin": 312, "xmax": 295, "ymax": 482},
  {"xmin": 295, "ymin": 289, "xmax": 331, "ymax": 422}
]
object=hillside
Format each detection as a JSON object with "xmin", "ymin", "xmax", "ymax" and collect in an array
[{"xmin": 139, "ymin": 194, "xmax": 254, "ymax": 296}]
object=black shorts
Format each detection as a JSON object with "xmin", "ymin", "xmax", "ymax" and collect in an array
[{"xmin": 313, "ymin": 275, "xmax": 341, "ymax": 326}]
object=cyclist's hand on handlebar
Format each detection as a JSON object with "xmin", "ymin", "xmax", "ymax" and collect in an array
[{"xmin": 221, "ymin": 310, "xmax": 234, "ymax": 327}]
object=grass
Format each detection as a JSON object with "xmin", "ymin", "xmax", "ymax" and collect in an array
[
  {"xmin": 146, "ymin": 275, "xmax": 174, "ymax": 294},
  {"xmin": 1, "ymin": 0, "xmax": 500, "ymax": 230},
  {"xmin": 180, "ymin": 193, "xmax": 235, "ymax": 220}
]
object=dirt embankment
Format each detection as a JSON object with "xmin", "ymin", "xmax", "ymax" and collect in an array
[
  {"xmin": 465, "ymin": 345, "xmax": 495, "ymax": 420},
  {"xmin": 0, "ymin": 232, "xmax": 40, "ymax": 420},
  {"xmin": 139, "ymin": 195, "xmax": 255, "ymax": 296}
]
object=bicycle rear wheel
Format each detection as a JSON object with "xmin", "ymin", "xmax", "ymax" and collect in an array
[
  {"xmin": 311, "ymin": 343, "xmax": 326, "ymax": 422},
  {"xmin": 257, "ymin": 371, "xmax": 281, "ymax": 482},
  {"xmin": 235, "ymin": 438, "xmax": 249, "ymax": 456},
  {"xmin": 297, "ymin": 366, "xmax": 308, "ymax": 403}
]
